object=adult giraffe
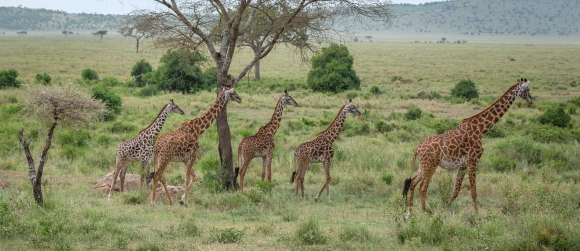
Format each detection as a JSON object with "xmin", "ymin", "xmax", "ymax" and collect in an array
[
  {"xmin": 108, "ymin": 100, "xmax": 184, "ymax": 200},
  {"xmin": 237, "ymin": 90, "xmax": 298, "ymax": 191},
  {"xmin": 150, "ymin": 87, "xmax": 242, "ymax": 206},
  {"xmin": 292, "ymin": 99, "xmax": 361, "ymax": 201},
  {"xmin": 402, "ymin": 78, "xmax": 532, "ymax": 217}
]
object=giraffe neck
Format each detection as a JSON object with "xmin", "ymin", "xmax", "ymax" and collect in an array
[
  {"xmin": 259, "ymin": 96, "xmax": 285, "ymax": 137},
  {"xmin": 462, "ymin": 86, "xmax": 518, "ymax": 135},
  {"xmin": 186, "ymin": 91, "xmax": 228, "ymax": 133},
  {"xmin": 316, "ymin": 104, "xmax": 348, "ymax": 144},
  {"xmin": 137, "ymin": 104, "xmax": 171, "ymax": 143}
]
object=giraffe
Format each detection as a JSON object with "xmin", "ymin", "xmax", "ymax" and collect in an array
[
  {"xmin": 150, "ymin": 87, "xmax": 242, "ymax": 206},
  {"xmin": 236, "ymin": 90, "xmax": 298, "ymax": 191},
  {"xmin": 292, "ymin": 99, "xmax": 361, "ymax": 201},
  {"xmin": 108, "ymin": 100, "xmax": 185, "ymax": 200},
  {"xmin": 402, "ymin": 78, "xmax": 532, "ymax": 217}
]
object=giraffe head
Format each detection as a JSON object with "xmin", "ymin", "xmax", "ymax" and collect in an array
[
  {"xmin": 345, "ymin": 99, "xmax": 361, "ymax": 116},
  {"xmin": 222, "ymin": 87, "xmax": 242, "ymax": 104},
  {"xmin": 515, "ymin": 78, "xmax": 532, "ymax": 105},
  {"xmin": 168, "ymin": 99, "xmax": 185, "ymax": 115},
  {"xmin": 281, "ymin": 90, "xmax": 299, "ymax": 107}
]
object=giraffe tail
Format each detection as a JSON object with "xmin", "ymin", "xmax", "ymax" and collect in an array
[
  {"xmin": 402, "ymin": 150, "xmax": 418, "ymax": 198},
  {"xmin": 146, "ymin": 171, "xmax": 155, "ymax": 185},
  {"xmin": 290, "ymin": 171, "xmax": 296, "ymax": 184},
  {"xmin": 233, "ymin": 167, "xmax": 240, "ymax": 190}
]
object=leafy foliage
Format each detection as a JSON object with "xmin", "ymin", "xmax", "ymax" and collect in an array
[
  {"xmin": 152, "ymin": 49, "xmax": 209, "ymax": 94},
  {"xmin": 538, "ymin": 103, "xmax": 571, "ymax": 128},
  {"xmin": 307, "ymin": 43, "xmax": 360, "ymax": 93},
  {"xmin": 450, "ymin": 79, "xmax": 479, "ymax": 100},
  {"xmin": 91, "ymin": 84, "xmax": 122, "ymax": 121},
  {"xmin": 81, "ymin": 68, "xmax": 99, "ymax": 81},
  {"xmin": 34, "ymin": 73, "xmax": 51, "ymax": 85},
  {"xmin": 296, "ymin": 218, "xmax": 327, "ymax": 245},
  {"xmin": 203, "ymin": 67, "xmax": 218, "ymax": 87},
  {"xmin": 131, "ymin": 59, "xmax": 153, "ymax": 87},
  {"xmin": 0, "ymin": 69, "xmax": 21, "ymax": 88},
  {"xmin": 209, "ymin": 228, "xmax": 244, "ymax": 244},
  {"xmin": 404, "ymin": 107, "xmax": 422, "ymax": 120}
]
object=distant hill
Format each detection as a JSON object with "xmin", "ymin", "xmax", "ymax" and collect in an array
[
  {"xmin": 350, "ymin": 0, "xmax": 580, "ymax": 38},
  {"xmin": 2, "ymin": 0, "xmax": 579, "ymax": 38},
  {"xmin": 0, "ymin": 6, "xmax": 123, "ymax": 31}
]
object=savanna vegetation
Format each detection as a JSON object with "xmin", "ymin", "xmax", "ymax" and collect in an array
[{"xmin": 1, "ymin": 35, "xmax": 580, "ymax": 250}]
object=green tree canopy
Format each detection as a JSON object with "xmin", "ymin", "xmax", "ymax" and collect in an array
[
  {"xmin": 451, "ymin": 79, "xmax": 479, "ymax": 100},
  {"xmin": 131, "ymin": 59, "xmax": 153, "ymax": 87},
  {"xmin": 307, "ymin": 43, "xmax": 360, "ymax": 93},
  {"xmin": 153, "ymin": 49, "xmax": 209, "ymax": 94}
]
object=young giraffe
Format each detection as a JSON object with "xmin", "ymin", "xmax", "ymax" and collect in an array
[
  {"xmin": 150, "ymin": 87, "xmax": 242, "ymax": 206},
  {"xmin": 236, "ymin": 90, "xmax": 298, "ymax": 191},
  {"xmin": 108, "ymin": 100, "xmax": 184, "ymax": 200},
  {"xmin": 292, "ymin": 100, "xmax": 361, "ymax": 201},
  {"xmin": 402, "ymin": 78, "xmax": 532, "ymax": 216}
]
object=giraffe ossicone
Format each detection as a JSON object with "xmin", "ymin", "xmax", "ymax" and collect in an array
[
  {"xmin": 402, "ymin": 79, "xmax": 532, "ymax": 217},
  {"xmin": 236, "ymin": 91, "xmax": 298, "ymax": 191},
  {"xmin": 292, "ymin": 100, "xmax": 361, "ymax": 201},
  {"xmin": 108, "ymin": 100, "xmax": 185, "ymax": 201}
]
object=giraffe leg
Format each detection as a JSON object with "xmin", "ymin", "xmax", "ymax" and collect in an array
[
  {"xmin": 315, "ymin": 159, "xmax": 332, "ymax": 201},
  {"xmin": 108, "ymin": 158, "xmax": 126, "ymax": 200},
  {"xmin": 265, "ymin": 153, "xmax": 273, "ymax": 183},
  {"xmin": 120, "ymin": 165, "xmax": 128, "ymax": 192},
  {"xmin": 239, "ymin": 157, "xmax": 252, "ymax": 192},
  {"xmin": 294, "ymin": 159, "xmax": 307, "ymax": 199},
  {"xmin": 261, "ymin": 156, "xmax": 267, "ymax": 181},
  {"xmin": 419, "ymin": 165, "xmax": 437, "ymax": 213},
  {"xmin": 150, "ymin": 159, "xmax": 168, "ymax": 206},
  {"xmin": 467, "ymin": 162, "xmax": 479, "ymax": 213},
  {"xmin": 406, "ymin": 171, "xmax": 423, "ymax": 216},
  {"xmin": 180, "ymin": 156, "xmax": 197, "ymax": 207},
  {"xmin": 160, "ymin": 174, "xmax": 173, "ymax": 205},
  {"xmin": 139, "ymin": 159, "xmax": 151, "ymax": 188},
  {"xmin": 448, "ymin": 166, "xmax": 467, "ymax": 206}
]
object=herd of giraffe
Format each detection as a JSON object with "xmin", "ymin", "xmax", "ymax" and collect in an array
[{"xmin": 106, "ymin": 78, "xmax": 532, "ymax": 217}]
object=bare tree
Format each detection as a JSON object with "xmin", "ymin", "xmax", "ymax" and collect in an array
[
  {"xmin": 18, "ymin": 84, "xmax": 105, "ymax": 206},
  {"xmin": 118, "ymin": 25, "xmax": 150, "ymax": 53},
  {"xmin": 128, "ymin": 0, "xmax": 393, "ymax": 190}
]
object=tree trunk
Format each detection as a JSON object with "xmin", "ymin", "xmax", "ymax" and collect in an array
[
  {"xmin": 254, "ymin": 60, "xmax": 261, "ymax": 81},
  {"xmin": 135, "ymin": 37, "xmax": 140, "ymax": 53},
  {"xmin": 215, "ymin": 76, "xmax": 236, "ymax": 190}
]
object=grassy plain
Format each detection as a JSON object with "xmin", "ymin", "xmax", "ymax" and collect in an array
[{"xmin": 1, "ymin": 36, "xmax": 580, "ymax": 250}]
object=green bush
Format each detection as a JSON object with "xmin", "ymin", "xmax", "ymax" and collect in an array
[
  {"xmin": 35, "ymin": 73, "xmax": 51, "ymax": 85},
  {"xmin": 137, "ymin": 86, "xmax": 158, "ymax": 97},
  {"xmin": 524, "ymin": 124, "xmax": 570, "ymax": 143},
  {"xmin": 375, "ymin": 120, "xmax": 396, "ymax": 133},
  {"xmin": 484, "ymin": 126, "xmax": 505, "ymax": 138},
  {"xmin": 380, "ymin": 172, "xmax": 394, "ymax": 185},
  {"xmin": 0, "ymin": 69, "xmax": 21, "ymax": 88},
  {"xmin": 339, "ymin": 225, "xmax": 374, "ymax": 243},
  {"xmin": 179, "ymin": 218, "xmax": 202, "ymax": 237},
  {"xmin": 428, "ymin": 117, "xmax": 459, "ymax": 134},
  {"xmin": 404, "ymin": 107, "xmax": 422, "ymax": 120},
  {"xmin": 203, "ymin": 67, "xmax": 218, "ymax": 88},
  {"xmin": 108, "ymin": 121, "xmax": 136, "ymax": 133},
  {"xmin": 255, "ymin": 180, "xmax": 276, "ymax": 193},
  {"xmin": 345, "ymin": 122, "xmax": 370, "ymax": 136},
  {"xmin": 538, "ymin": 103, "xmax": 571, "ymax": 128},
  {"xmin": 57, "ymin": 129, "xmax": 91, "ymax": 147},
  {"xmin": 296, "ymin": 218, "xmax": 327, "ymax": 245},
  {"xmin": 490, "ymin": 157, "xmax": 517, "ymax": 172},
  {"xmin": 91, "ymin": 84, "xmax": 122, "ymax": 121},
  {"xmin": 450, "ymin": 79, "xmax": 479, "ymax": 100},
  {"xmin": 81, "ymin": 68, "xmax": 99, "ymax": 81},
  {"xmin": 569, "ymin": 96, "xmax": 580, "ymax": 107},
  {"xmin": 369, "ymin": 85, "xmax": 382, "ymax": 95},
  {"xmin": 307, "ymin": 43, "xmax": 360, "ymax": 93},
  {"xmin": 209, "ymin": 228, "xmax": 244, "ymax": 244},
  {"xmin": 100, "ymin": 76, "xmax": 122, "ymax": 87},
  {"xmin": 154, "ymin": 49, "xmax": 209, "ymax": 94},
  {"xmin": 131, "ymin": 59, "xmax": 153, "ymax": 87}
]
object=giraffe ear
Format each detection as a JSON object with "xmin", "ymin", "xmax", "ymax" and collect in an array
[
  {"xmin": 349, "ymin": 98, "xmax": 352, "ymax": 103},
  {"xmin": 170, "ymin": 99, "xmax": 173, "ymax": 103},
  {"xmin": 284, "ymin": 90, "xmax": 288, "ymax": 95}
]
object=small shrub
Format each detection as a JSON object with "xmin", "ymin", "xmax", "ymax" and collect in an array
[
  {"xmin": 100, "ymin": 76, "xmax": 122, "ymax": 87},
  {"xmin": 0, "ymin": 69, "xmax": 21, "ymax": 88},
  {"xmin": 131, "ymin": 59, "xmax": 153, "ymax": 87},
  {"xmin": 35, "ymin": 73, "xmax": 51, "ymax": 85},
  {"xmin": 81, "ymin": 68, "xmax": 99, "ymax": 81},
  {"xmin": 92, "ymin": 84, "xmax": 122, "ymax": 121},
  {"xmin": 428, "ymin": 118, "xmax": 459, "ymax": 134},
  {"xmin": 209, "ymin": 228, "xmax": 244, "ymax": 244},
  {"xmin": 404, "ymin": 107, "xmax": 422, "ymax": 120},
  {"xmin": 450, "ymin": 79, "xmax": 479, "ymax": 100},
  {"xmin": 345, "ymin": 122, "xmax": 370, "ymax": 136},
  {"xmin": 569, "ymin": 96, "xmax": 580, "ymax": 107},
  {"xmin": 61, "ymin": 145, "xmax": 84, "ymax": 159},
  {"xmin": 524, "ymin": 124, "xmax": 570, "ymax": 143},
  {"xmin": 179, "ymin": 218, "xmax": 202, "ymax": 237},
  {"xmin": 426, "ymin": 91, "xmax": 441, "ymax": 100},
  {"xmin": 375, "ymin": 120, "xmax": 396, "ymax": 133},
  {"xmin": 296, "ymin": 218, "xmax": 327, "ymax": 245},
  {"xmin": 137, "ymin": 86, "xmax": 158, "ymax": 97},
  {"xmin": 538, "ymin": 104, "xmax": 571, "ymax": 128},
  {"xmin": 339, "ymin": 225, "xmax": 373, "ymax": 243},
  {"xmin": 484, "ymin": 126, "xmax": 505, "ymax": 138},
  {"xmin": 369, "ymin": 85, "xmax": 382, "ymax": 95},
  {"xmin": 57, "ymin": 129, "xmax": 91, "ymax": 147},
  {"xmin": 200, "ymin": 158, "xmax": 233, "ymax": 193},
  {"xmin": 307, "ymin": 43, "xmax": 361, "ymax": 93},
  {"xmin": 255, "ymin": 180, "xmax": 276, "ymax": 193},
  {"xmin": 490, "ymin": 157, "xmax": 517, "ymax": 172},
  {"xmin": 380, "ymin": 172, "xmax": 394, "ymax": 185},
  {"xmin": 391, "ymin": 76, "xmax": 404, "ymax": 82}
]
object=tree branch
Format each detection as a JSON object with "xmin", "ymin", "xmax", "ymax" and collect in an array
[{"xmin": 18, "ymin": 127, "xmax": 36, "ymax": 186}]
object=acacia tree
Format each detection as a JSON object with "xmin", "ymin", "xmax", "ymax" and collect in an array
[
  {"xmin": 118, "ymin": 25, "xmax": 150, "ymax": 53},
  {"xmin": 96, "ymin": 30, "xmax": 108, "ymax": 41},
  {"xmin": 18, "ymin": 84, "xmax": 105, "ymax": 205},
  {"xmin": 128, "ymin": 0, "xmax": 393, "ymax": 189}
]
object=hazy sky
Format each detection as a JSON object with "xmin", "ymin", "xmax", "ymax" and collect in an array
[{"xmin": 2, "ymin": 0, "xmax": 430, "ymax": 15}]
